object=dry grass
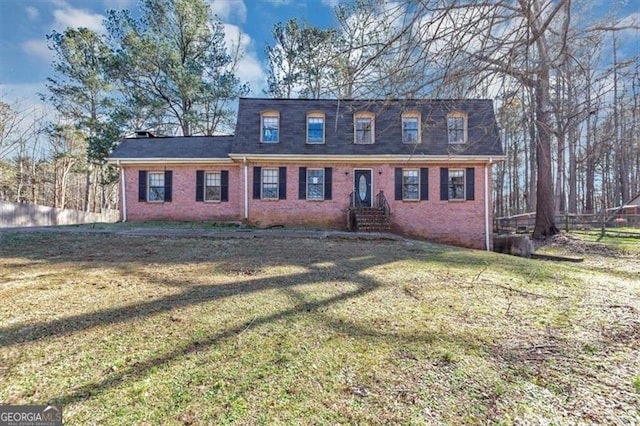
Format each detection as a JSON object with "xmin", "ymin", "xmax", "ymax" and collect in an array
[{"xmin": 0, "ymin": 230, "xmax": 638, "ymax": 425}]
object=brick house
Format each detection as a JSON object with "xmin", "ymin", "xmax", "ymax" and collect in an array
[{"xmin": 108, "ymin": 98, "xmax": 504, "ymax": 249}]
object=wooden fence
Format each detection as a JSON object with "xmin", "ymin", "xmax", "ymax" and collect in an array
[
  {"xmin": 0, "ymin": 201, "xmax": 120, "ymax": 228},
  {"xmin": 495, "ymin": 212, "xmax": 640, "ymax": 234}
]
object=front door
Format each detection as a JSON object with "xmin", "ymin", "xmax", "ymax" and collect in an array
[{"xmin": 354, "ymin": 169, "xmax": 372, "ymax": 207}]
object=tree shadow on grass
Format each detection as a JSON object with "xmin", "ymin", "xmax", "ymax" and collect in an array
[{"xmin": 0, "ymin": 232, "xmax": 492, "ymax": 410}]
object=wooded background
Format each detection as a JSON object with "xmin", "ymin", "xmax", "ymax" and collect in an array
[{"xmin": 0, "ymin": 0, "xmax": 638, "ymax": 237}]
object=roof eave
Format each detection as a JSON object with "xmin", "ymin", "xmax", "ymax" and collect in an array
[
  {"xmin": 227, "ymin": 154, "xmax": 505, "ymax": 164},
  {"xmin": 107, "ymin": 157, "xmax": 235, "ymax": 165}
]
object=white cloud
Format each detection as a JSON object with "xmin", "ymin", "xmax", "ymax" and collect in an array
[
  {"xmin": 22, "ymin": 40, "xmax": 54, "ymax": 62},
  {"xmin": 321, "ymin": 0, "xmax": 339, "ymax": 7},
  {"xmin": 264, "ymin": 0, "xmax": 291, "ymax": 5},
  {"xmin": 222, "ymin": 24, "xmax": 267, "ymax": 95},
  {"xmin": 53, "ymin": 8, "xmax": 105, "ymax": 33},
  {"xmin": 26, "ymin": 6, "xmax": 39, "ymax": 21},
  {"xmin": 209, "ymin": 0, "xmax": 247, "ymax": 24}
]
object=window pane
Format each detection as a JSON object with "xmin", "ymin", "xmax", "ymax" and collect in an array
[
  {"xmin": 448, "ymin": 116, "xmax": 465, "ymax": 144},
  {"xmin": 205, "ymin": 172, "xmax": 221, "ymax": 201},
  {"xmin": 262, "ymin": 169, "xmax": 279, "ymax": 199},
  {"xmin": 148, "ymin": 172, "xmax": 165, "ymax": 201},
  {"xmin": 307, "ymin": 169, "xmax": 324, "ymax": 200},
  {"xmin": 403, "ymin": 118, "xmax": 419, "ymax": 143},
  {"xmin": 355, "ymin": 117, "xmax": 372, "ymax": 144},
  {"xmin": 449, "ymin": 170, "xmax": 465, "ymax": 199},
  {"xmin": 307, "ymin": 117, "xmax": 324, "ymax": 143},
  {"xmin": 262, "ymin": 116, "xmax": 279, "ymax": 142},
  {"xmin": 403, "ymin": 170, "xmax": 419, "ymax": 200}
]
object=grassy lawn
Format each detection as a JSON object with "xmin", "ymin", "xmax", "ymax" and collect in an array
[{"xmin": 0, "ymin": 231, "xmax": 638, "ymax": 424}]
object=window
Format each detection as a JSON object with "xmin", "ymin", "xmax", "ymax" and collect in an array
[
  {"xmin": 204, "ymin": 172, "xmax": 221, "ymax": 202},
  {"xmin": 447, "ymin": 113, "xmax": 467, "ymax": 144},
  {"xmin": 261, "ymin": 112, "xmax": 279, "ymax": 143},
  {"xmin": 307, "ymin": 113, "xmax": 325, "ymax": 144},
  {"xmin": 354, "ymin": 113, "xmax": 374, "ymax": 144},
  {"xmin": 449, "ymin": 169, "xmax": 465, "ymax": 200},
  {"xmin": 148, "ymin": 172, "xmax": 165, "ymax": 202},
  {"xmin": 299, "ymin": 167, "xmax": 332, "ymax": 201},
  {"xmin": 196, "ymin": 170, "xmax": 228, "ymax": 202},
  {"xmin": 262, "ymin": 168, "xmax": 279, "ymax": 199},
  {"xmin": 402, "ymin": 112, "xmax": 420, "ymax": 144},
  {"xmin": 307, "ymin": 169, "xmax": 324, "ymax": 200},
  {"xmin": 403, "ymin": 170, "xmax": 419, "ymax": 200},
  {"xmin": 394, "ymin": 168, "xmax": 428, "ymax": 201},
  {"xmin": 139, "ymin": 170, "xmax": 171, "ymax": 202}
]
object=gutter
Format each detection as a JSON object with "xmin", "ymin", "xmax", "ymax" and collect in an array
[
  {"xmin": 228, "ymin": 153, "xmax": 505, "ymax": 164},
  {"xmin": 243, "ymin": 156, "xmax": 248, "ymax": 220},
  {"xmin": 117, "ymin": 160, "xmax": 127, "ymax": 222},
  {"xmin": 484, "ymin": 158, "xmax": 492, "ymax": 251}
]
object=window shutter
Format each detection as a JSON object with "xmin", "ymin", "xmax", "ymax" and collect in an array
[
  {"xmin": 324, "ymin": 167, "xmax": 332, "ymax": 200},
  {"xmin": 164, "ymin": 171, "xmax": 172, "ymax": 202},
  {"xmin": 440, "ymin": 168, "xmax": 449, "ymax": 200},
  {"xmin": 253, "ymin": 167, "xmax": 261, "ymax": 199},
  {"xmin": 278, "ymin": 167, "xmax": 287, "ymax": 200},
  {"xmin": 196, "ymin": 170, "xmax": 204, "ymax": 202},
  {"xmin": 466, "ymin": 167, "xmax": 475, "ymax": 201},
  {"xmin": 394, "ymin": 168, "xmax": 403, "ymax": 200},
  {"xmin": 138, "ymin": 170, "xmax": 147, "ymax": 202},
  {"xmin": 221, "ymin": 170, "xmax": 229, "ymax": 202},
  {"xmin": 420, "ymin": 168, "xmax": 429, "ymax": 200},
  {"xmin": 298, "ymin": 167, "xmax": 307, "ymax": 200}
]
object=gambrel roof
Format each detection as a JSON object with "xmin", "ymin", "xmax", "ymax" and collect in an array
[
  {"xmin": 108, "ymin": 98, "xmax": 503, "ymax": 161},
  {"xmin": 231, "ymin": 98, "xmax": 503, "ymax": 157}
]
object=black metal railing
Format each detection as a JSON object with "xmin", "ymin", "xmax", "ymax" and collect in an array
[{"xmin": 376, "ymin": 190, "xmax": 391, "ymax": 219}]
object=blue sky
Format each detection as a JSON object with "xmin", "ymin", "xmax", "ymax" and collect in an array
[
  {"xmin": 0, "ymin": 0, "xmax": 338, "ymax": 106},
  {"xmin": 0, "ymin": 0, "xmax": 638, "ymax": 112}
]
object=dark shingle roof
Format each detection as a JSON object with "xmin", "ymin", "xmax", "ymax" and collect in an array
[
  {"xmin": 109, "ymin": 135, "xmax": 233, "ymax": 159},
  {"xmin": 232, "ymin": 98, "xmax": 503, "ymax": 156}
]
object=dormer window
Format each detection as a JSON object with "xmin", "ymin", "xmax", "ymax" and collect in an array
[
  {"xmin": 261, "ymin": 111, "xmax": 279, "ymax": 143},
  {"xmin": 307, "ymin": 112, "xmax": 325, "ymax": 144},
  {"xmin": 447, "ymin": 112, "xmax": 467, "ymax": 144},
  {"xmin": 402, "ymin": 112, "xmax": 421, "ymax": 144},
  {"xmin": 354, "ymin": 112, "xmax": 374, "ymax": 144}
]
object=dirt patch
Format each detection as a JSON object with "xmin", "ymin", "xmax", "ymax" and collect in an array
[{"xmin": 537, "ymin": 234, "xmax": 620, "ymax": 257}]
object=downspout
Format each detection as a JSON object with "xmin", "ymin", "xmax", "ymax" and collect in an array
[
  {"xmin": 243, "ymin": 156, "xmax": 248, "ymax": 220},
  {"xmin": 484, "ymin": 158, "xmax": 492, "ymax": 251},
  {"xmin": 119, "ymin": 161, "xmax": 127, "ymax": 222}
]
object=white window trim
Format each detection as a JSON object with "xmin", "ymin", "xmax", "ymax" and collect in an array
[
  {"xmin": 447, "ymin": 112, "xmax": 467, "ymax": 144},
  {"xmin": 204, "ymin": 171, "xmax": 222, "ymax": 203},
  {"xmin": 306, "ymin": 112, "xmax": 325, "ymax": 144},
  {"xmin": 448, "ymin": 168, "xmax": 466, "ymax": 201},
  {"xmin": 306, "ymin": 168, "xmax": 325, "ymax": 200},
  {"xmin": 354, "ymin": 112, "xmax": 375, "ymax": 144},
  {"xmin": 260, "ymin": 111, "xmax": 280, "ymax": 143},
  {"xmin": 147, "ymin": 171, "xmax": 165, "ymax": 203},
  {"xmin": 402, "ymin": 168, "xmax": 420, "ymax": 201},
  {"xmin": 402, "ymin": 112, "xmax": 421, "ymax": 144},
  {"xmin": 261, "ymin": 168, "xmax": 279, "ymax": 200}
]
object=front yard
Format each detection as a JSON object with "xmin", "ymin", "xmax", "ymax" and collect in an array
[{"xmin": 0, "ymin": 230, "xmax": 638, "ymax": 424}]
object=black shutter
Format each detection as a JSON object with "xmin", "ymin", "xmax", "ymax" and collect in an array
[
  {"xmin": 394, "ymin": 168, "xmax": 403, "ymax": 200},
  {"xmin": 138, "ymin": 170, "xmax": 147, "ymax": 202},
  {"xmin": 440, "ymin": 168, "xmax": 449, "ymax": 200},
  {"xmin": 298, "ymin": 167, "xmax": 307, "ymax": 200},
  {"xmin": 253, "ymin": 167, "xmax": 261, "ymax": 199},
  {"xmin": 324, "ymin": 167, "xmax": 332, "ymax": 200},
  {"xmin": 420, "ymin": 168, "xmax": 429, "ymax": 200},
  {"xmin": 196, "ymin": 170, "xmax": 204, "ymax": 202},
  {"xmin": 221, "ymin": 170, "xmax": 229, "ymax": 202},
  {"xmin": 278, "ymin": 166, "xmax": 287, "ymax": 200},
  {"xmin": 164, "ymin": 170, "xmax": 172, "ymax": 202},
  {"xmin": 466, "ymin": 167, "xmax": 475, "ymax": 201}
]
